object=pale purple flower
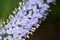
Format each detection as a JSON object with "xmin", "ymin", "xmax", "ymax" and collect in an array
[{"xmin": 0, "ymin": 0, "xmax": 56, "ymax": 40}]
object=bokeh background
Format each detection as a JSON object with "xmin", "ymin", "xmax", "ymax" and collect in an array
[{"xmin": 0, "ymin": 0, "xmax": 60, "ymax": 40}]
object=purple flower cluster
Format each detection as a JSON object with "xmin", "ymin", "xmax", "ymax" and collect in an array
[{"xmin": 0, "ymin": 0, "xmax": 56, "ymax": 40}]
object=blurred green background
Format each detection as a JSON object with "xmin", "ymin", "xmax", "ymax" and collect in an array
[
  {"xmin": 0, "ymin": 0, "xmax": 23, "ymax": 21},
  {"xmin": 0, "ymin": 0, "xmax": 23, "ymax": 28},
  {"xmin": 0, "ymin": 0, "xmax": 60, "ymax": 40}
]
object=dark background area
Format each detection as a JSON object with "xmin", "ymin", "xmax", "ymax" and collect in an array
[
  {"xmin": 0, "ymin": 0, "xmax": 60, "ymax": 40},
  {"xmin": 27, "ymin": 0, "xmax": 60, "ymax": 40}
]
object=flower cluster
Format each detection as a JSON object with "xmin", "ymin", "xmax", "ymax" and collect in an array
[{"xmin": 0, "ymin": 0, "xmax": 56, "ymax": 40}]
